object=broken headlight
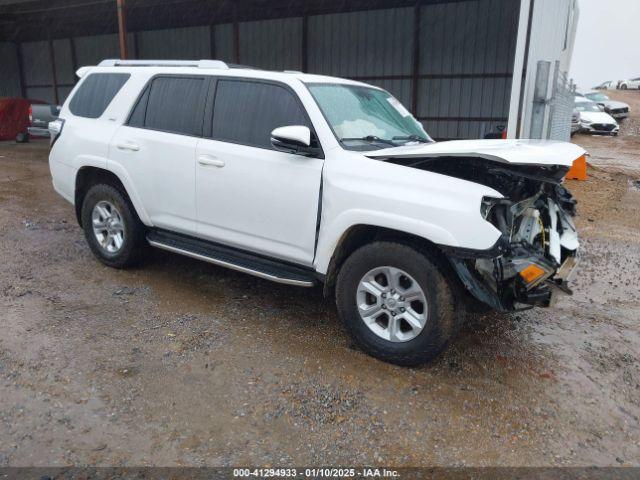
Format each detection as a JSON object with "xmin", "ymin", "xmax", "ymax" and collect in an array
[
  {"xmin": 480, "ymin": 196, "xmax": 504, "ymax": 220},
  {"xmin": 480, "ymin": 196, "xmax": 512, "ymax": 235}
]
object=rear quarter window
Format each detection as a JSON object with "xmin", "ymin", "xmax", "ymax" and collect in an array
[{"xmin": 69, "ymin": 73, "xmax": 130, "ymax": 118}]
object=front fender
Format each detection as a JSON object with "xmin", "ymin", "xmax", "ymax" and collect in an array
[
  {"xmin": 314, "ymin": 211, "xmax": 461, "ymax": 274},
  {"xmin": 314, "ymin": 155, "xmax": 503, "ymax": 274},
  {"xmin": 314, "ymin": 210, "xmax": 503, "ymax": 275}
]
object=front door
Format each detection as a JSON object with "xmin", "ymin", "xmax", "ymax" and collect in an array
[{"xmin": 195, "ymin": 79, "xmax": 324, "ymax": 266}]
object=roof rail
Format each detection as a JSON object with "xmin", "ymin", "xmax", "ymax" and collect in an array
[{"xmin": 97, "ymin": 59, "xmax": 229, "ymax": 70}]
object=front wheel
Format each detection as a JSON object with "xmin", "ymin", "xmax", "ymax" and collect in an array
[{"xmin": 335, "ymin": 241, "xmax": 459, "ymax": 366}]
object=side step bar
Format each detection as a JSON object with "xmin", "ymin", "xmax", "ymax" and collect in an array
[{"xmin": 147, "ymin": 229, "xmax": 317, "ymax": 287}]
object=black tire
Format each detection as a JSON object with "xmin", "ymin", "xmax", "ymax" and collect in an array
[
  {"xmin": 15, "ymin": 132, "xmax": 29, "ymax": 143},
  {"xmin": 335, "ymin": 241, "xmax": 458, "ymax": 366},
  {"xmin": 621, "ymin": 84, "xmax": 628, "ymax": 90},
  {"xmin": 80, "ymin": 183, "xmax": 146, "ymax": 268}
]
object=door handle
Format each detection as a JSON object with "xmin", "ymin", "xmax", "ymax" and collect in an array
[
  {"xmin": 198, "ymin": 155, "xmax": 225, "ymax": 168},
  {"xmin": 116, "ymin": 142, "xmax": 140, "ymax": 152}
]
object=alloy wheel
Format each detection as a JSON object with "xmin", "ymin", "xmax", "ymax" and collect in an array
[
  {"xmin": 91, "ymin": 200, "xmax": 125, "ymax": 254},
  {"xmin": 356, "ymin": 266, "xmax": 428, "ymax": 342}
]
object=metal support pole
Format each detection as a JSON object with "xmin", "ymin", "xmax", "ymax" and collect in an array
[
  {"xmin": 116, "ymin": 0, "xmax": 129, "ymax": 60},
  {"xmin": 132, "ymin": 31, "xmax": 139, "ymax": 59},
  {"xmin": 411, "ymin": 0, "xmax": 422, "ymax": 116},
  {"xmin": 233, "ymin": 21, "xmax": 240, "ymax": 64},
  {"xmin": 47, "ymin": 30, "xmax": 60, "ymax": 105},
  {"xmin": 232, "ymin": 1, "xmax": 240, "ymax": 63},
  {"xmin": 15, "ymin": 42, "xmax": 27, "ymax": 98},
  {"xmin": 69, "ymin": 37, "xmax": 78, "ymax": 75},
  {"xmin": 301, "ymin": 15, "xmax": 308, "ymax": 72},
  {"xmin": 209, "ymin": 24, "xmax": 216, "ymax": 59},
  {"xmin": 530, "ymin": 60, "xmax": 550, "ymax": 139}
]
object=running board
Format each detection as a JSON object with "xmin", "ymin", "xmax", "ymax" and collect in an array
[{"xmin": 147, "ymin": 230, "xmax": 317, "ymax": 287}]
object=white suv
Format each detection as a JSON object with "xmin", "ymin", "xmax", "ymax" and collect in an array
[{"xmin": 49, "ymin": 59, "xmax": 584, "ymax": 365}]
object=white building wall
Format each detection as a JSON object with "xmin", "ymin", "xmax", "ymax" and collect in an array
[{"xmin": 513, "ymin": 0, "xmax": 579, "ymax": 139}]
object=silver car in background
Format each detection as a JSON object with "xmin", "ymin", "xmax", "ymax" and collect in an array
[{"xmin": 584, "ymin": 91, "xmax": 629, "ymax": 121}]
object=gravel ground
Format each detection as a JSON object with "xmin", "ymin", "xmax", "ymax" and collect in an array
[{"xmin": 0, "ymin": 109, "xmax": 639, "ymax": 466}]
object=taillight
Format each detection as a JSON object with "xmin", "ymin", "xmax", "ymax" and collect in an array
[
  {"xmin": 48, "ymin": 119, "xmax": 65, "ymax": 146},
  {"xmin": 28, "ymin": 105, "xmax": 33, "ymax": 124}
]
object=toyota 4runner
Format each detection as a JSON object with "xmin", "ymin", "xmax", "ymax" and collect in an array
[{"xmin": 49, "ymin": 59, "xmax": 584, "ymax": 365}]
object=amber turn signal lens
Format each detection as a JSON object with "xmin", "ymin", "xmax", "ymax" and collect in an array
[{"xmin": 519, "ymin": 264, "xmax": 547, "ymax": 284}]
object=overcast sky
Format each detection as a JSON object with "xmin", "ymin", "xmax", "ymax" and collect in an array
[{"xmin": 570, "ymin": 0, "xmax": 640, "ymax": 89}]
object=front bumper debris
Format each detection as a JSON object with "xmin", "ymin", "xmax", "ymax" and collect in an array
[{"xmin": 448, "ymin": 242, "xmax": 579, "ymax": 312}]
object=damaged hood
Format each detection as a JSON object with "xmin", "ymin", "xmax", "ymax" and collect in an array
[
  {"xmin": 365, "ymin": 139, "xmax": 586, "ymax": 167},
  {"xmin": 579, "ymin": 111, "xmax": 618, "ymax": 124}
]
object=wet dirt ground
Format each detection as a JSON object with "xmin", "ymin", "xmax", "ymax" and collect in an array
[{"xmin": 1, "ymin": 99, "xmax": 639, "ymax": 467}]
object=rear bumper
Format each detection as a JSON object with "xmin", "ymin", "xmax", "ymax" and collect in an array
[{"xmin": 28, "ymin": 126, "xmax": 50, "ymax": 137}]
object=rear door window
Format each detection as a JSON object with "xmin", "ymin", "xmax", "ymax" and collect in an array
[
  {"xmin": 128, "ymin": 76, "xmax": 208, "ymax": 137},
  {"xmin": 69, "ymin": 73, "xmax": 130, "ymax": 118},
  {"xmin": 211, "ymin": 80, "xmax": 308, "ymax": 149}
]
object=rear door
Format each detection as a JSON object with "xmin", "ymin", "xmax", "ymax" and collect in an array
[
  {"xmin": 195, "ymin": 78, "xmax": 324, "ymax": 265},
  {"xmin": 109, "ymin": 75, "xmax": 209, "ymax": 235}
]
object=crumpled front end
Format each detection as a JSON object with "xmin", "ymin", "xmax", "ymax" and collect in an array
[
  {"xmin": 438, "ymin": 161, "xmax": 580, "ymax": 311},
  {"xmin": 381, "ymin": 154, "xmax": 582, "ymax": 312},
  {"xmin": 455, "ymin": 184, "xmax": 580, "ymax": 311}
]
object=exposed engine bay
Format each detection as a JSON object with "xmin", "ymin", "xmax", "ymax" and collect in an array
[{"xmin": 387, "ymin": 156, "xmax": 580, "ymax": 311}]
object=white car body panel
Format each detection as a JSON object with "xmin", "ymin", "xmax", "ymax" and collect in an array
[
  {"xmin": 110, "ymin": 126, "xmax": 199, "ymax": 234},
  {"xmin": 195, "ymin": 138, "xmax": 324, "ymax": 265},
  {"xmin": 49, "ymin": 62, "xmax": 584, "ymax": 282},
  {"xmin": 594, "ymin": 81, "xmax": 617, "ymax": 91},
  {"xmin": 366, "ymin": 139, "xmax": 585, "ymax": 167},
  {"xmin": 620, "ymin": 78, "xmax": 640, "ymax": 89},
  {"xmin": 314, "ymin": 153, "xmax": 503, "ymax": 274}
]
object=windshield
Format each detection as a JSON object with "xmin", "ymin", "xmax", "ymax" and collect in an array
[
  {"xmin": 575, "ymin": 101, "xmax": 602, "ymax": 113},
  {"xmin": 586, "ymin": 92, "xmax": 609, "ymax": 102},
  {"xmin": 307, "ymin": 83, "xmax": 432, "ymax": 151}
]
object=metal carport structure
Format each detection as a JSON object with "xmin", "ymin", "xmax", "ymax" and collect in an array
[{"xmin": 0, "ymin": 0, "xmax": 578, "ymax": 140}]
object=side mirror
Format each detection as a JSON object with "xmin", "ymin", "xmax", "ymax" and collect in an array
[
  {"xmin": 271, "ymin": 125, "xmax": 314, "ymax": 156},
  {"xmin": 597, "ymin": 104, "xmax": 605, "ymax": 112}
]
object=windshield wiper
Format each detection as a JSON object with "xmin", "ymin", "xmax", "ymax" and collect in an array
[
  {"xmin": 392, "ymin": 134, "xmax": 432, "ymax": 143},
  {"xmin": 339, "ymin": 135, "xmax": 398, "ymax": 147}
]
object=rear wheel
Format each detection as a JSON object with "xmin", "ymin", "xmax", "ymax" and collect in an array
[
  {"xmin": 81, "ymin": 184, "xmax": 146, "ymax": 268},
  {"xmin": 621, "ymin": 84, "xmax": 628, "ymax": 90},
  {"xmin": 15, "ymin": 132, "xmax": 29, "ymax": 143},
  {"xmin": 335, "ymin": 241, "xmax": 458, "ymax": 366}
]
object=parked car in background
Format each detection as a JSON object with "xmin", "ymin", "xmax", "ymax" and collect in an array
[
  {"xmin": 0, "ymin": 98, "xmax": 59, "ymax": 142},
  {"xmin": 23, "ymin": 103, "xmax": 61, "ymax": 141},
  {"xmin": 593, "ymin": 81, "xmax": 618, "ymax": 90},
  {"xmin": 583, "ymin": 91, "xmax": 629, "ymax": 121},
  {"xmin": 48, "ymin": 59, "xmax": 584, "ymax": 365},
  {"xmin": 571, "ymin": 109, "xmax": 581, "ymax": 136},
  {"xmin": 575, "ymin": 99, "xmax": 619, "ymax": 136},
  {"xmin": 619, "ymin": 77, "xmax": 640, "ymax": 90}
]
